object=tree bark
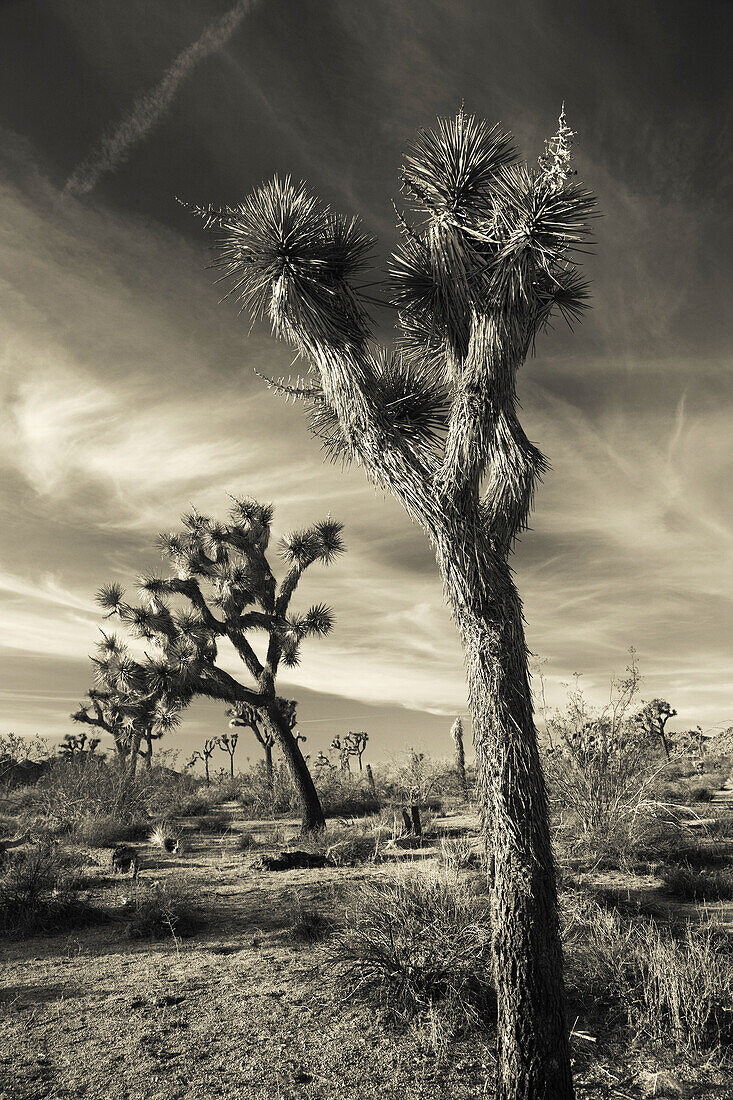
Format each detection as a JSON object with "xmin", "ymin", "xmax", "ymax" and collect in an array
[
  {"xmin": 143, "ymin": 731, "xmax": 153, "ymax": 770},
  {"xmin": 264, "ymin": 701, "xmax": 326, "ymax": 833},
  {"xmin": 437, "ymin": 533, "xmax": 573, "ymax": 1100}
]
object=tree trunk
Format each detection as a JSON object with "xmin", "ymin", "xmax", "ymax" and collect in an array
[
  {"xmin": 401, "ymin": 808, "xmax": 413, "ymax": 834},
  {"xmin": 437, "ymin": 534, "xmax": 573, "ymax": 1100},
  {"xmin": 204, "ymin": 758, "xmax": 210, "ymax": 787},
  {"xmin": 143, "ymin": 732, "xmax": 153, "ymax": 770},
  {"xmin": 264, "ymin": 702, "xmax": 326, "ymax": 833},
  {"xmin": 264, "ymin": 743, "xmax": 274, "ymax": 791},
  {"xmin": 410, "ymin": 805, "xmax": 422, "ymax": 838},
  {"xmin": 366, "ymin": 763, "xmax": 377, "ymax": 795}
]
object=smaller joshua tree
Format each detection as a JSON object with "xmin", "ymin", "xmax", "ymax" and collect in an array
[
  {"xmin": 228, "ymin": 704, "xmax": 281, "ymax": 792},
  {"xmin": 188, "ymin": 737, "xmax": 217, "ymax": 787},
  {"xmin": 634, "ymin": 698, "xmax": 677, "ymax": 761},
  {"xmin": 330, "ymin": 731, "xmax": 368, "ymax": 773},
  {"xmin": 217, "ymin": 731, "xmax": 239, "ymax": 779},
  {"xmin": 94, "ymin": 497, "xmax": 344, "ymax": 832},
  {"xmin": 72, "ymin": 635, "xmax": 183, "ymax": 779},
  {"xmin": 451, "ymin": 716, "xmax": 469, "ymax": 800}
]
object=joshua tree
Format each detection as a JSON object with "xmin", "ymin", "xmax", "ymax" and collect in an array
[
  {"xmin": 451, "ymin": 716, "xmax": 469, "ymax": 800},
  {"xmin": 95, "ymin": 497, "xmax": 344, "ymax": 832},
  {"xmin": 191, "ymin": 107, "xmax": 595, "ymax": 1097},
  {"xmin": 330, "ymin": 734, "xmax": 351, "ymax": 772},
  {"xmin": 187, "ymin": 737, "xmax": 217, "ymax": 786},
  {"xmin": 227, "ymin": 700, "xmax": 282, "ymax": 790},
  {"xmin": 346, "ymin": 731, "xmax": 369, "ymax": 770},
  {"xmin": 218, "ymin": 731, "xmax": 239, "ymax": 778},
  {"xmin": 72, "ymin": 637, "xmax": 182, "ymax": 778},
  {"xmin": 635, "ymin": 698, "xmax": 676, "ymax": 760},
  {"xmin": 59, "ymin": 730, "xmax": 101, "ymax": 758}
]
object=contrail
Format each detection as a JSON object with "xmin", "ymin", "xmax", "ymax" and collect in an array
[{"xmin": 65, "ymin": 0, "xmax": 257, "ymax": 196}]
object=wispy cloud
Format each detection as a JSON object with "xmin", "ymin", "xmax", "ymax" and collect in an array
[{"xmin": 65, "ymin": 0, "xmax": 258, "ymax": 196}]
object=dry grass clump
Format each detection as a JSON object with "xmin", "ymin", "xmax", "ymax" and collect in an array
[
  {"xmin": 562, "ymin": 890, "xmax": 733, "ymax": 1050},
  {"xmin": 327, "ymin": 872, "xmax": 494, "ymax": 1032},
  {"xmin": 659, "ymin": 863, "xmax": 733, "ymax": 902},
  {"xmin": 0, "ymin": 842, "xmax": 107, "ymax": 937},
  {"xmin": 196, "ymin": 811, "xmax": 233, "ymax": 835},
  {"xmin": 148, "ymin": 821, "xmax": 182, "ymax": 852},
  {"xmin": 122, "ymin": 878, "xmax": 203, "ymax": 940},
  {"xmin": 287, "ymin": 892, "xmax": 341, "ymax": 943},
  {"xmin": 73, "ymin": 814, "xmax": 149, "ymax": 849},
  {"xmin": 440, "ymin": 836, "xmax": 482, "ymax": 873}
]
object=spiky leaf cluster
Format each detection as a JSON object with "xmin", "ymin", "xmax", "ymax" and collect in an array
[{"xmin": 193, "ymin": 108, "xmax": 596, "ymax": 474}]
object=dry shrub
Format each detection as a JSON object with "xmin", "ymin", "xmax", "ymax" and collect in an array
[
  {"xmin": 73, "ymin": 814, "xmax": 149, "ymax": 848},
  {"xmin": 196, "ymin": 811, "xmax": 233, "ymax": 834},
  {"xmin": 327, "ymin": 872, "xmax": 494, "ymax": 1031},
  {"xmin": 123, "ymin": 878, "xmax": 203, "ymax": 940},
  {"xmin": 562, "ymin": 890, "xmax": 733, "ymax": 1050},
  {"xmin": 660, "ymin": 863, "xmax": 733, "ymax": 901},
  {"xmin": 0, "ymin": 842, "xmax": 107, "ymax": 936},
  {"xmin": 287, "ymin": 893, "xmax": 340, "ymax": 943},
  {"xmin": 440, "ymin": 836, "xmax": 483, "ymax": 873}
]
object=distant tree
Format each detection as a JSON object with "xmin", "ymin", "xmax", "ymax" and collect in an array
[
  {"xmin": 227, "ymin": 701, "xmax": 280, "ymax": 791},
  {"xmin": 217, "ymin": 731, "xmax": 239, "ymax": 778},
  {"xmin": 187, "ymin": 738, "xmax": 217, "ymax": 786},
  {"xmin": 59, "ymin": 731, "xmax": 101, "ymax": 758},
  {"xmin": 191, "ymin": 106, "xmax": 596, "ymax": 1094},
  {"xmin": 95, "ymin": 497, "xmax": 344, "ymax": 832},
  {"xmin": 635, "ymin": 698, "xmax": 676, "ymax": 760},
  {"xmin": 451, "ymin": 716, "xmax": 468, "ymax": 799},
  {"xmin": 346, "ymin": 731, "xmax": 369, "ymax": 770},
  {"xmin": 330, "ymin": 734, "xmax": 351, "ymax": 772}
]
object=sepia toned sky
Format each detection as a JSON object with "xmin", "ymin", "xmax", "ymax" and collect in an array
[{"xmin": 0, "ymin": 0, "xmax": 731, "ymax": 763}]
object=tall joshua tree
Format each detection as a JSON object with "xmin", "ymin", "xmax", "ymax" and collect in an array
[
  {"xmin": 72, "ymin": 636, "xmax": 182, "ymax": 777},
  {"xmin": 96, "ymin": 497, "xmax": 344, "ymax": 833},
  {"xmin": 451, "ymin": 716, "xmax": 469, "ymax": 800},
  {"xmin": 190, "ymin": 107, "xmax": 595, "ymax": 1098}
]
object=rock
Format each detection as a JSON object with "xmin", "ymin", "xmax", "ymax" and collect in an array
[{"xmin": 254, "ymin": 850, "xmax": 334, "ymax": 871}]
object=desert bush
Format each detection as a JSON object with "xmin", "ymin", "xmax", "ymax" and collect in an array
[
  {"xmin": 327, "ymin": 872, "xmax": 494, "ymax": 1030},
  {"xmin": 553, "ymin": 811, "xmax": 722, "ymax": 874},
  {"xmin": 73, "ymin": 814, "xmax": 149, "ymax": 848},
  {"xmin": 196, "ymin": 811, "xmax": 233, "ymax": 834},
  {"xmin": 660, "ymin": 863, "xmax": 733, "ymax": 901},
  {"xmin": 562, "ymin": 890, "xmax": 733, "ymax": 1050},
  {"xmin": 631, "ymin": 923, "xmax": 733, "ymax": 1049},
  {"xmin": 543, "ymin": 660, "xmax": 673, "ymax": 835},
  {"xmin": 440, "ymin": 836, "xmax": 482, "ymax": 873},
  {"xmin": 287, "ymin": 893, "xmax": 340, "ymax": 942},
  {"xmin": 123, "ymin": 879, "xmax": 203, "ymax": 940},
  {"xmin": 0, "ymin": 842, "xmax": 107, "ymax": 936}
]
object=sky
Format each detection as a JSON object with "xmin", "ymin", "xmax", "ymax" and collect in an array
[{"xmin": 0, "ymin": 0, "xmax": 731, "ymax": 766}]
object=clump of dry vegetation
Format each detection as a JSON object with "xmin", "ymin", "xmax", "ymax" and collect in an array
[
  {"xmin": 122, "ymin": 878, "xmax": 203, "ymax": 940},
  {"xmin": 327, "ymin": 872, "xmax": 495, "ymax": 1032},
  {"xmin": 562, "ymin": 890, "xmax": 733, "ymax": 1051},
  {"xmin": 0, "ymin": 841, "xmax": 107, "ymax": 937}
]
